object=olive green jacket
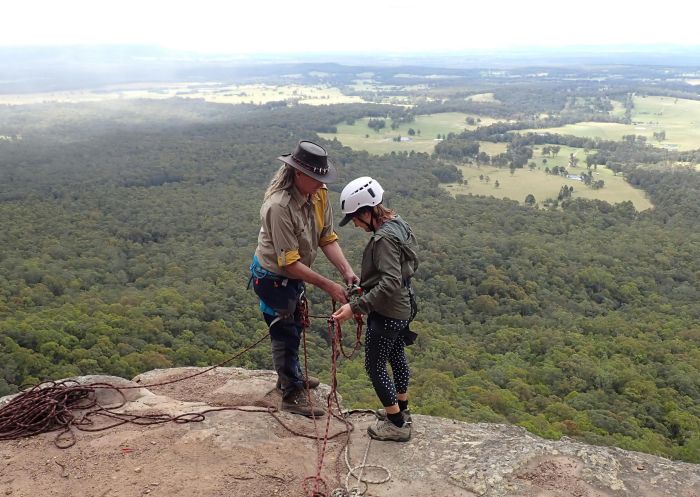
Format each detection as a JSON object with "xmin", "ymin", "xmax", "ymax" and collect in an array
[{"xmin": 350, "ymin": 216, "xmax": 418, "ymax": 320}]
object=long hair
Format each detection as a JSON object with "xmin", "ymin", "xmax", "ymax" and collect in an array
[
  {"xmin": 264, "ymin": 164, "xmax": 296, "ymax": 200},
  {"xmin": 371, "ymin": 203, "xmax": 396, "ymax": 224},
  {"xmin": 357, "ymin": 203, "xmax": 396, "ymax": 225}
]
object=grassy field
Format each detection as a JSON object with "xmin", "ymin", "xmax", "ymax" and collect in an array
[
  {"xmin": 444, "ymin": 159, "xmax": 653, "ymax": 211},
  {"xmin": 197, "ymin": 84, "xmax": 367, "ymax": 105},
  {"xmin": 319, "ymin": 113, "xmax": 501, "ymax": 154},
  {"xmin": 477, "ymin": 142, "xmax": 584, "ymax": 164},
  {"xmin": 0, "ymin": 83, "xmax": 368, "ymax": 106},
  {"xmin": 518, "ymin": 96, "xmax": 700, "ymax": 151},
  {"xmin": 478, "ymin": 141, "xmax": 509, "ymax": 156},
  {"xmin": 532, "ymin": 144, "xmax": 591, "ymax": 169},
  {"xmin": 610, "ymin": 100, "xmax": 627, "ymax": 118}
]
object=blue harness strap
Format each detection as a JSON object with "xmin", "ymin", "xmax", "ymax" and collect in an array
[{"xmin": 249, "ymin": 255, "xmax": 281, "ymax": 316}]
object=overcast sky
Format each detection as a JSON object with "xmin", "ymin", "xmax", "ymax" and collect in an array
[{"xmin": 3, "ymin": 0, "xmax": 699, "ymax": 54}]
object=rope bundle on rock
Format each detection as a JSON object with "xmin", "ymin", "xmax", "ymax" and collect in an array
[
  {"xmin": 0, "ymin": 298, "xmax": 377, "ymax": 496},
  {"xmin": 0, "ymin": 331, "xmax": 272, "ymax": 448}
]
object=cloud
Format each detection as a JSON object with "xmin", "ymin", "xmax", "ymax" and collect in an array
[{"xmin": 2, "ymin": 0, "xmax": 699, "ymax": 52}]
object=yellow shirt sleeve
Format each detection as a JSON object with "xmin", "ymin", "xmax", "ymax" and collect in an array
[{"xmin": 317, "ymin": 188, "xmax": 337, "ymax": 247}]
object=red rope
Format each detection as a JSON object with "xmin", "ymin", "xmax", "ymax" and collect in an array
[
  {"xmin": 0, "ymin": 332, "xmax": 272, "ymax": 448},
  {"xmin": 0, "ymin": 296, "xmax": 365, "ymax": 497},
  {"xmin": 300, "ymin": 298, "xmax": 364, "ymax": 497}
]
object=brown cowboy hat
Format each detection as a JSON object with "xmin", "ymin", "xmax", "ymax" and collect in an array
[{"xmin": 277, "ymin": 140, "xmax": 338, "ymax": 183}]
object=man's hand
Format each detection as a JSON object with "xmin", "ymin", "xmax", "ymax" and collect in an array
[
  {"xmin": 283, "ymin": 261, "xmax": 349, "ymax": 304},
  {"xmin": 326, "ymin": 281, "xmax": 348, "ymax": 304},
  {"xmin": 343, "ymin": 271, "xmax": 360, "ymax": 286},
  {"xmin": 322, "ymin": 242, "xmax": 358, "ymax": 288},
  {"xmin": 332, "ymin": 303, "xmax": 354, "ymax": 324}
]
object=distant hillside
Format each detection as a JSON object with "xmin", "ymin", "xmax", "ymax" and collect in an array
[{"xmin": 3, "ymin": 44, "xmax": 700, "ymax": 93}]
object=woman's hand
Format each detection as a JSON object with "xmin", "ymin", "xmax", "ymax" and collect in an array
[{"xmin": 332, "ymin": 303, "xmax": 355, "ymax": 324}]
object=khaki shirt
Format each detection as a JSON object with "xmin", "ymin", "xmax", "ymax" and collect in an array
[{"xmin": 255, "ymin": 185, "xmax": 338, "ymax": 278}]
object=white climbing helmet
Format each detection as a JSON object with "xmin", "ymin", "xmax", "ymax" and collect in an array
[{"xmin": 339, "ymin": 176, "xmax": 385, "ymax": 226}]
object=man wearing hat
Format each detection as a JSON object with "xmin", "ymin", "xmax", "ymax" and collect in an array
[{"xmin": 250, "ymin": 140, "xmax": 358, "ymax": 417}]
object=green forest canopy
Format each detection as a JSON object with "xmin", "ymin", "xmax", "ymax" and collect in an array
[{"xmin": 0, "ymin": 95, "xmax": 699, "ymax": 463}]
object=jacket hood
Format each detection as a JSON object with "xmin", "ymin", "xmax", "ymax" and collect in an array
[
  {"xmin": 376, "ymin": 216, "xmax": 419, "ymax": 283},
  {"xmin": 377, "ymin": 215, "xmax": 414, "ymax": 245}
]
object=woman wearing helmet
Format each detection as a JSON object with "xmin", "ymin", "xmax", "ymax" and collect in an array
[{"xmin": 332, "ymin": 177, "xmax": 419, "ymax": 442}]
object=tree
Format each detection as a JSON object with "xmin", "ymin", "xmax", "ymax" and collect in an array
[
  {"xmin": 568, "ymin": 153, "xmax": 578, "ymax": 169},
  {"xmin": 367, "ymin": 118, "xmax": 386, "ymax": 131},
  {"xmin": 525, "ymin": 194, "xmax": 536, "ymax": 206}
]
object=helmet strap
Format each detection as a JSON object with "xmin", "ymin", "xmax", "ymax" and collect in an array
[{"xmin": 355, "ymin": 208, "xmax": 377, "ymax": 233}]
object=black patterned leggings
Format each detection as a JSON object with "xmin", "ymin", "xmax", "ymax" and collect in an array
[{"xmin": 364, "ymin": 312, "xmax": 411, "ymax": 407}]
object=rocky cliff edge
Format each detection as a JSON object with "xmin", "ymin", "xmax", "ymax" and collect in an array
[{"xmin": 1, "ymin": 367, "xmax": 698, "ymax": 497}]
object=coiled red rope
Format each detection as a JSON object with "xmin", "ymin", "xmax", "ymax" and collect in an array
[
  {"xmin": 0, "ymin": 297, "xmax": 365, "ymax": 497},
  {"xmin": 0, "ymin": 331, "xmax": 273, "ymax": 448}
]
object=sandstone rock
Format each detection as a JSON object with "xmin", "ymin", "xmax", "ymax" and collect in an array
[{"xmin": 0, "ymin": 368, "xmax": 698, "ymax": 497}]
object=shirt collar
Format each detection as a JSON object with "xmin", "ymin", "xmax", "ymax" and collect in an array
[
  {"xmin": 290, "ymin": 185, "xmax": 320, "ymax": 207},
  {"xmin": 289, "ymin": 185, "xmax": 307, "ymax": 207}
]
